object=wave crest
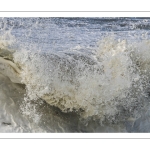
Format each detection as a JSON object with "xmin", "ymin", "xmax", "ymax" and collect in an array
[{"xmin": 11, "ymin": 37, "xmax": 150, "ymax": 123}]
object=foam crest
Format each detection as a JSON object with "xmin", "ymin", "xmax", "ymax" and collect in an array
[{"xmin": 13, "ymin": 36, "xmax": 150, "ymax": 123}]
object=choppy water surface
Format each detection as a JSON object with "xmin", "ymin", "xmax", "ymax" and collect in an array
[{"xmin": 1, "ymin": 17, "xmax": 150, "ymax": 132}]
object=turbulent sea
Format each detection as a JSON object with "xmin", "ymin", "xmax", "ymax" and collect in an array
[{"xmin": 1, "ymin": 17, "xmax": 150, "ymax": 132}]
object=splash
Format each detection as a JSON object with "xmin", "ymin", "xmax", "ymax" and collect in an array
[{"xmin": 12, "ymin": 36, "xmax": 150, "ymax": 124}]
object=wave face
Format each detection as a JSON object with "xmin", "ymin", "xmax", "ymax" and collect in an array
[
  {"xmin": 12, "ymin": 37, "xmax": 150, "ymax": 124},
  {"xmin": 1, "ymin": 18, "xmax": 150, "ymax": 132}
]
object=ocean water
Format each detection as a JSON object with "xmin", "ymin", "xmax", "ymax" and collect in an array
[{"xmin": 1, "ymin": 17, "xmax": 150, "ymax": 132}]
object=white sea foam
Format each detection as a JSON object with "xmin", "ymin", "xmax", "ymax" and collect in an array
[
  {"xmin": 12, "ymin": 36, "xmax": 150, "ymax": 124},
  {"xmin": 2, "ymin": 18, "xmax": 150, "ymax": 132}
]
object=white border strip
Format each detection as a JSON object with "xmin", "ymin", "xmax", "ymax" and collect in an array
[
  {"xmin": 0, "ymin": 12, "xmax": 150, "ymax": 17},
  {"xmin": 0, "ymin": 133, "xmax": 150, "ymax": 138},
  {"xmin": 0, "ymin": 0, "xmax": 150, "ymax": 12}
]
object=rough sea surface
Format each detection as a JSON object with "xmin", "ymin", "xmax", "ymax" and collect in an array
[{"xmin": 1, "ymin": 17, "xmax": 150, "ymax": 132}]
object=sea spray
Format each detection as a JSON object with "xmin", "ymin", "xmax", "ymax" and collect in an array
[
  {"xmin": 1, "ymin": 32, "xmax": 149, "ymax": 126},
  {"xmin": 12, "ymin": 36, "xmax": 150, "ymax": 124}
]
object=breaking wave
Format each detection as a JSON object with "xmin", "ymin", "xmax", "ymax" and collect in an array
[
  {"xmin": 3, "ymin": 35, "xmax": 147, "ymax": 126},
  {"xmin": 1, "ymin": 28, "xmax": 150, "ymax": 132}
]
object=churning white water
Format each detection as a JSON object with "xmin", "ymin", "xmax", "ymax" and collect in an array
[{"xmin": 1, "ymin": 18, "xmax": 150, "ymax": 132}]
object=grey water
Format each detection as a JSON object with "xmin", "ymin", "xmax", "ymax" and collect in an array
[
  {"xmin": 1, "ymin": 17, "xmax": 150, "ymax": 51},
  {"xmin": 1, "ymin": 17, "xmax": 150, "ymax": 133}
]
